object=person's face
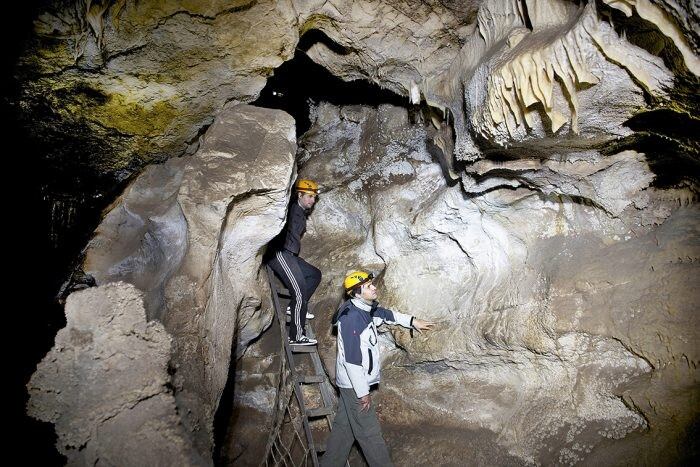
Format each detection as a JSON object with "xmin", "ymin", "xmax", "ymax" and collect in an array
[
  {"xmin": 359, "ymin": 281, "xmax": 378, "ymax": 301},
  {"xmin": 299, "ymin": 192, "xmax": 316, "ymax": 209}
]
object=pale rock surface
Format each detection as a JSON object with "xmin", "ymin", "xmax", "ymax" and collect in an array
[
  {"xmin": 26, "ymin": 282, "xmax": 206, "ymax": 466},
  {"xmin": 77, "ymin": 104, "xmax": 297, "ymax": 457},
  {"xmin": 462, "ymin": 149, "xmax": 656, "ymax": 216},
  {"xmin": 602, "ymin": 0, "xmax": 700, "ymax": 75},
  {"xmin": 298, "ymin": 0, "xmax": 688, "ymax": 159},
  {"xmin": 296, "ymin": 102, "xmax": 698, "ymax": 465},
  {"xmin": 462, "ymin": 2, "xmax": 670, "ymax": 151}
]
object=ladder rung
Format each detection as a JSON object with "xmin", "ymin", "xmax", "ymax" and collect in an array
[
  {"xmin": 277, "ymin": 290, "xmax": 291, "ymax": 298},
  {"xmin": 306, "ymin": 406, "xmax": 333, "ymax": 418},
  {"xmin": 290, "ymin": 345, "xmax": 317, "ymax": 353},
  {"xmin": 297, "ymin": 374, "xmax": 324, "ymax": 384}
]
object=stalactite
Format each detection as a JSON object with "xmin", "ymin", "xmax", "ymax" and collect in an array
[
  {"xmin": 472, "ymin": 2, "xmax": 672, "ymax": 144},
  {"xmin": 602, "ymin": 0, "xmax": 700, "ymax": 75}
]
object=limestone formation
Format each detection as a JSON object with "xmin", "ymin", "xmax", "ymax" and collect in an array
[
  {"xmin": 19, "ymin": 0, "xmax": 300, "ymax": 176},
  {"xmin": 76, "ymin": 103, "xmax": 296, "ymax": 457},
  {"xmin": 294, "ymin": 102, "xmax": 698, "ymax": 465},
  {"xmin": 602, "ymin": 0, "xmax": 700, "ymax": 75},
  {"xmin": 16, "ymin": 0, "xmax": 699, "ymax": 465},
  {"xmin": 26, "ymin": 282, "xmax": 205, "ymax": 466},
  {"xmin": 16, "ymin": 0, "xmax": 698, "ymax": 173}
]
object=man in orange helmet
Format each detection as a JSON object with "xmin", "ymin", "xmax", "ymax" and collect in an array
[{"xmin": 267, "ymin": 179, "xmax": 322, "ymax": 345}]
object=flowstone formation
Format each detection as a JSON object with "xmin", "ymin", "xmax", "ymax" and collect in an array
[
  {"xmin": 295, "ymin": 101, "xmax": 698, "ymax": 465},
  {"xmin": 17, "ymin": 0, "xmax": 699, "ymax": 465}
]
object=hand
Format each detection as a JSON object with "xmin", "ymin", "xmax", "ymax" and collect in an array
[
  {"xmin": 413, "ymin": 318, "xmax": 435, "ymax": 332},
  {"xmin": 359, "ymin": 394, "xmax": 371, "ymax": 412}
]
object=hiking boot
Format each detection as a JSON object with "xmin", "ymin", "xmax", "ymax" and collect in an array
[
  {"xmin": 289, "ymin": 335, "xmax": 317, "ymax": 346},
  {"xmin": 286, "ymin": 306, "xmax": 315, "ymax": 320}
]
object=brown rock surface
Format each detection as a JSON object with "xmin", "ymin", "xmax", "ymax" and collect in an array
[{"xmin": 26, "ymin": 282, "xmax": 206, "ymax": 466}]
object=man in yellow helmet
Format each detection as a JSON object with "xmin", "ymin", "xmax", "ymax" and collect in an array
[
  {"xmin": 267, "ymin": 179, "xmax": 322, "ymax": 345},
  {"xmin": 321, "ymin": 271, "xmax": 435, "ymax": 466}
]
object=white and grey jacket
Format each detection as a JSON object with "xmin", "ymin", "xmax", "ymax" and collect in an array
[{"xmin": 332, "ymin": 298, "xmax": 414, "ymax": 398}]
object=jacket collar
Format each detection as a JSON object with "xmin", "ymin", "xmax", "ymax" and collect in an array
[{"xmin": 351, "ymin": 298, "xmax": 374, "ymax": 312}]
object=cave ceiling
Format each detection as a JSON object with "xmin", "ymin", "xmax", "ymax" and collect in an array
[{"xmin": 13, "ymin": 0, "xmax": 698, "ymax": 189}]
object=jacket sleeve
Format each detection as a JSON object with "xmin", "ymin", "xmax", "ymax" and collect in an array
[
  {"xmin": 339, "ymin": 314, "xmax": 370, "ymax": 398},
  {"xmin": 374, "ymin": 307, "xmax": 414, "ymax": 329}
]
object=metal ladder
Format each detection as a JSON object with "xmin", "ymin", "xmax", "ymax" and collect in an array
[{"xmin": 266, "ymin": 265, "xmax": 339, "ymax": 467}]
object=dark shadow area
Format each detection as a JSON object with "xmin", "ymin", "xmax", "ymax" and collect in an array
[
  {"xmin": 252, "ymin": 29, "xmax": 464, "ymax": 188},
  {"xmin": 6, "ymin": 82, "xmax": 132, "ymax": 466},
  {"xmin": 252, "ymin": 29, "xmax": 407, "ymax": 137},
  {"xmin": 3, "ymin": 2, "xmax": 131, "ymax": 464},
  {"xmin": 213, "ymin": 327, "xmax": 240, "ymax": 465},
  {"xmin": 604, "ymin": 109, "xmax": 700, "ymax": 187},
  {"xmin": 681, "ymin": 415, "xmax": 700, "ymax": 465},
  {"xmin": 4, "ymin": 1, "xmax": 67, "ymax": 465},
  {"xmin": 213, "ymin": 300, "xmax": 283, "ymax": 466},
  {"xmin": 625, "ymin": 108, "xmax": 700, "ymax": 142}
]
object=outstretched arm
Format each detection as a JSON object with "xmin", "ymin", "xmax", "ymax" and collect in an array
[{"xmin": 375, "ymin": 307, "xmax": 435, "ymax": 332}]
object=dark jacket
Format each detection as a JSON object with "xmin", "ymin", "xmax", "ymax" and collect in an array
[{"xmin": 273, "ymin": 201, "xmax": 307, "ymax": 255}]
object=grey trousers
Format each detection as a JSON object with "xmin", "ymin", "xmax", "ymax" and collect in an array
[{"xmin": 320, "ymin": 387, "xmax": 394, "ymax": 467}]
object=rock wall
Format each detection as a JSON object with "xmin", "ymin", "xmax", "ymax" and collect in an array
[
  {"xmin": 18, "ymin": 0, "xmax": 300, "ymax": 174},
  {"xmin": 29, "ymin": 104, "xmax": 297, "ymax": 461},
  {"xmin": 297, "ymin": 101, "xmax": 698, "ymax": 465},
  {"xmin": 18, "ymin": 0, "xmax": 699, "ymax": 465},
  {"xmin": 26, "ymin": 282, "xmax": 206, "ymax": 465},
  {"xmin": 20, "ymin": 0, "xmax": 696, "ymax": 177}
]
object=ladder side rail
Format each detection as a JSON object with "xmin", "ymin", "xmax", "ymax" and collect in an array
[
  {"xmin": 262, "ymin": 265, "xmax": 295, "ymax": 467},
  {"xmin": 304, "ymin": 319, "xmax": 338, "ymax": 430},
  {"xmin": 266, "ymin": 266, "xmax": 319, "ymax": 467},
  {"xmin": 304, "ymin": 308, "xmax": 352, "ymax": 467}
]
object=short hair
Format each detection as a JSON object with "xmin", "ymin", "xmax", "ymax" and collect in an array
[{"xmin": 347, "ymin": 284, "xmax": 364, "ymax": 298}]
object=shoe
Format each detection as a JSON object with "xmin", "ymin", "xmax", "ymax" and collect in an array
[
  {"xmin": 286, "ymin": 306, "xmax": 315, "ymax": 320},
  {"xmin": 289, "ymin": 335, "xmax": 317, "ymax": 346}
]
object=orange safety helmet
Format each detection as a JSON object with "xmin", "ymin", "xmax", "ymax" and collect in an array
[{"xmin": 295, "ymin": 179, "xmax": 319, "ymax": 195}]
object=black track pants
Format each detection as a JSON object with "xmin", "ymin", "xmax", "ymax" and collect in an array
[{"xmin": 268, "ymin": 250, "xmax": 321, "ymax": 340}]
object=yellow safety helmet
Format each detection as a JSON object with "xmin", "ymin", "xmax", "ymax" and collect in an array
[
  {"xmin": 343, "ymin": 271, "xmax": 374, "ymax": 292},
  {"xmin": 295, "ymin": 179, "xmax": 319, "ymax": 195}
]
